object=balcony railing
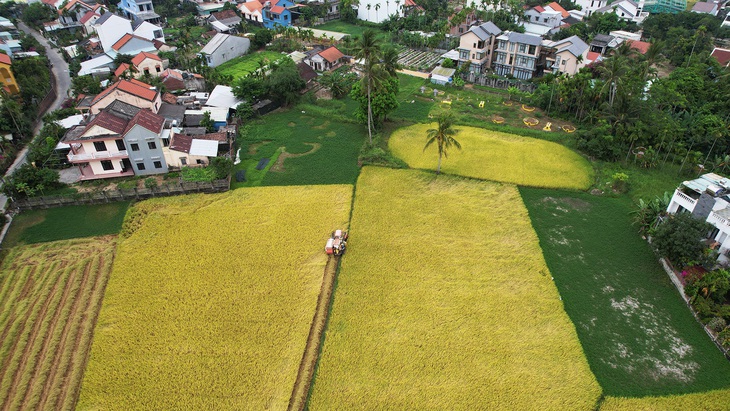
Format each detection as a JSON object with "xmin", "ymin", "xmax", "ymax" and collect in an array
[
  {"xmin": 68, "ymin": 150, "xmax": 128, "ymax": 162},
  {"xmin": 673, "ymin": 189, "xmax": 697, "ymax": 211},
  {"xmin": 709, "ymin": 211, "xmax": 730, "ymax": 230}
]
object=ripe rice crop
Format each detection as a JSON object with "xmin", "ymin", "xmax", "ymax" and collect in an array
[
  {"xmin": 78, "ymin": 186, "xmax": 352, "ymax": 410},
  {"xmin": 0, "ymin": 236, "xmax": 115, "ymax": 411},
  {"xmin": 308, "ymin": 167, "xmax": 601, "ymax": 409},
  {"xmin": 389, "ymin": 124, "xmax": 593, "ymax": 189}
]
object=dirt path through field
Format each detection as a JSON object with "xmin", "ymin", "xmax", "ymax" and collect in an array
[
  {"xmin": 287, "ymin": 255, "xmax": 339, "ymax": 411},
  {"xmin": 271, "ymin": 143, "xmax": 321, "ymax": 173}
]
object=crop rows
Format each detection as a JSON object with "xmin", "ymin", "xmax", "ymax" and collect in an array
[
  {"xmin": 0, "ymin": 237, "xmax": 115, "ymax": 411},
  {"xmin": 398, "ymin": 50, "xmax": 442, "ymax": 70},
  {"xmin": 309, "ymin": 167, "xmax": 601, "ymax": 409},
  {"xmin": 389, "ymin": 124, "xmax": 593, "ymax": 189},
  {"xmin": 78, "ymin": 186, "xmax": 352, "ymax": 410}
]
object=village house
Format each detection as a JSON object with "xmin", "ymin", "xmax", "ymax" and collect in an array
[
  {"xmin": 165, "ymin": 131, "xmax": 228, "ymax": 168},
  {"xmin": 666, "ymin": 173, "xmax": 730, "ymax": 264},
  {"xmin": 304, "ymin": 46, "xmax": 346, "ymax": 71},
  {"xmin": 118, "ymin": 0, "xmax": 161, "ymax": 24},
  {"xmin": 0, "ymin": 53, "xmax": 18, "ymax": 94},
  {"xmin": 208, "ymin": 10, "xmax": 242, "ymax": 33},
  {"xmin": 198, "ymin": 33, "xmax": 251, "ymax": 68},
  {"xmin": 540, "ymin": 35, "xmax": 590, "ymax": 76},
  {"xmin": 457, "ymin": 21, "xmax": 502, "ymax": 74},
  {"xmin": 492, "ymin": 31, "xmax": 543, "ymax": 80},
  {"xmin": 90, "ymin": 78, "xmax": 162, "ymax": 114},
  {"xmin": 239, "ymin": 1, "xmax": 264, "ymax": 24},
  {"xmin": 262, "ymin": 0, "xmax": 300, "ymax": 29},
  {"xmin": 62, "ymin": 100, "xmax": 167, "ymax": 180}
]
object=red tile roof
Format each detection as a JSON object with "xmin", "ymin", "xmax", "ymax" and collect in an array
[
  {"xmin": 161, "ymin": 75, "xmax": 185, "ymax": 91},
  {"xmin": 270, "ymin": 5, "xmax": 285, "ymax": 13},
  {"xmin": 586, "ymin": 51, "xmax": 601, "ymax": 62},
  {"xmin": 41, "ymin": 0, "xmax": 57, "ymax": 6},
  {"xmin": 162, "ymin": 92, "xmax": 178, "ymax": 104},
  {"xmin": 534, "ymin": 5, "xmax": 545, "ymax": 12},
  {"xmin": 240, "ymin": 1, "xmax": 263, "ymax": 12},
  {"xmin": 212, "ymin": 9, "xmax": 238, "ymax": 20},
  {"xmin": 114, "ymin": 63, "xmax": 130, "ymax": 78},
  {"xmin": 627, "ymin": 40, "xmax": 650, "ymax": 55},
  {"xmin": 318, "ymin": 46, "xmax": 344, "ymax": 63},
  {"xmin": 112, "ymin": 34, "xmax": 153, "ymax": 52},
  {"xmin": 0, "ymin": 53, "xmax": 11, "ymax": 65},
  {"xmin": 85, "ymin": 111, "xmax": 129, "ymax": 136},
  {"xmin": 80, "ymin": 10, "xmax": 99, "ymax": 24},
  {"xmin": 170, "ymin": 134, "xmax": 194, "ymax": 153},
  {"xmin": 123, "ymin": 109, "xmax": 164, "ymax": 135},
  {"xmin": 91, "ymin": 79, "xmax": 159, "ymax": 106},
  {"xmin": 131, "ymin": 51, "xmax": 161, "ymax": 66},
  {"xmin": 546, "ymin": 1, "xmax": 570, "ymax": 17},
  {"xmin": 711, "ymin": 47, "xmax": 730, "ymax": 67}
]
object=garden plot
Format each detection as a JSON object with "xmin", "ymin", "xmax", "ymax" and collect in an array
[
  {"xmin": 389, "ymin": 124, "xmax": 592, "ymax": 189},
  {"xmin": 0, "ymin": 237, "xmax": 115, "ymax": 411},
  {"xmin": 520, "ymin": 188, "xmax": 730, "ymax": 398},
  {"xmin": 309, "ymin": 167, "xmax": 601, "ymax": 410},
  {"xmin": 398, "ymin": 49, "xmax": 442, "ymax": 70},
  {"xmin": 78, "ymin": 186, "xmax": 352, "ymax": 410}
]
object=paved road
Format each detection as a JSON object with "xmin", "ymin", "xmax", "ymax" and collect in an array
[{"xmin": 0, "ymin": 22, "xmax": 72, "ymax": 211}]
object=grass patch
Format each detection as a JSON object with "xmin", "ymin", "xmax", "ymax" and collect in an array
[
  {"xmin": 389, "ymin": 123, "xmax": 593, "ymax": 189},
  {"xmin": 314, "ymin": 21, "xmax": 382, "ymax": 37},
  {"xmin": 520, "ymin": 188, "xmax": 730, "ymax": 397},
  {"xmin": 3, "ymin": 202, "xmax": 129, "ymax": 248},
  {"xmin": 78, "ymin": 186, "xmax": 353, "ymax": 409},
  {"xmin": 237, "ymin": 108, "xmax": 364, "ymax": 186},
  {"xmin": 0, "ymin": 237, "xmax": 115, "ymax": 411},
  {"xmin": 593, "ymin": 161, "xmax": 684, "ymax": 202},
  {"xmin": 215, "ymin": 51, "xmax": 287, "ymax": 82},
  {"xmin": 309, "ymin": 167, "xmax": 601, "ymax": 409}
]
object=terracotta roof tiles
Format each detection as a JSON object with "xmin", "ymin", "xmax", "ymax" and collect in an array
[
  {"xmin": 131, "ymin": 51, "xmax": 161, "ymax": 66},
  {"xmin": 318, "ymin": 46, "xmax": 344, "ymax": 63},
  {"xmin": 123, "ymin": 109, "xmax": 164, "ymax": 135},
  {"xmin": 91, "ymin": 79, "xmax": 159, "ymax": 106},
  {"xmin": 0, "ymin": 53, "xmax": 11, "ymax": 65}
]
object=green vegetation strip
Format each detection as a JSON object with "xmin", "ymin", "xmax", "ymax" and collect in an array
[
  {"xmin": 520, "ymin": 188, "xmax": 730, "ymax": 397},
  {"xmin": 216, "ymin": 51, "xmax": 288, "ymax": 80},
  {"xmin": 3, "ymin": 202, "xmax": 129, "ymax": 248}
]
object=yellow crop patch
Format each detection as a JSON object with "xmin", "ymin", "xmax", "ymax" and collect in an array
[
  {"xmin": 309, "ymin": 167, "xmax": 601, "ymax": 409},
  {"xmin": 78, "ymin": 186, "xmax": 352, "ymax": 410},
  {"xmin": 389, "ymin": 124, "xmax": 593, "ymax": 189}
]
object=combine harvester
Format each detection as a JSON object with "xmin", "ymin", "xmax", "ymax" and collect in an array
[{"xmin": 325, "ymin": 230, "xmax": 348, "ymax": 256}]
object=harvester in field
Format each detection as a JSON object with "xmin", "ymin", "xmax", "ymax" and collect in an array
[{"xmin": 325, "ymin": 230, "xmax": 348, "ymax": 256}]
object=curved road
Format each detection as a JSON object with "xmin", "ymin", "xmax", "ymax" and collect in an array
[{"xmin": 0, "ymin": 22, "xmax": 72, "ymax": 210}]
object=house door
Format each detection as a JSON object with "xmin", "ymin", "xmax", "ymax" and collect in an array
[{"xmin": 121, "ymin": 158, "xmax": 132, "ymax": 172}]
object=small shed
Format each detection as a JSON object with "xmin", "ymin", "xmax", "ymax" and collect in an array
[{"xmin": 430, "ymin": 66, "xmax": 456, "ymax": 85}]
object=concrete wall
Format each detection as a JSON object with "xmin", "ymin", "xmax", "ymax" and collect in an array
[
  {"xmin": 124, "ymin": 124, "xmax": 167, "ymax": 175},
  {"xmin": 207, "ymin": 37, "xmax": 250, "ymax": 68}
]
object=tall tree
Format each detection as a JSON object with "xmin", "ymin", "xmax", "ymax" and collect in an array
[
  {"xmin": 424, "ymin": 112, "xmax": 461, "ymax": 174},
  {"xmin": 352, "ymin": 29, "xmax": 383, "ymax": 144}
]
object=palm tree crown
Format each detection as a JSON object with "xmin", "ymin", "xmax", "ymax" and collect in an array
[{"xmin": 424, "ymin": 112, "xmax": 461, "ymax": 174}]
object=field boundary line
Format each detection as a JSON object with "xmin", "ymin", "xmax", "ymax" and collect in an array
[{"xmin": 287, "ymin": 255, "xmax": 339, "ymax": 411}]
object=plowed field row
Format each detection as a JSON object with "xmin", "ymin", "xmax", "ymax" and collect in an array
[{"xmin": 0, "ymin": 237, "xmax": 115, "ymax": 411}]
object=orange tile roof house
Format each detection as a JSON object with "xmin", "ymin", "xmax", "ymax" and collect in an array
[
  {"xmin": 304, "ymin": 46, "xmax": 346, "ymax": 71},
  {"xmin": 90, "ymin": 79, "xmax": 162, "ymax": 114}
]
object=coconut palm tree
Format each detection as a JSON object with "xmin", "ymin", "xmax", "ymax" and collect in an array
[
  {"xmin": 375, "ymin": 2, "xmax": 380, "ymax": 20},
  {"xmin": 353, "ymin": 29, "xmax": 383, "ymax": 144},
  {"xmin": 424, "ymin": 112, "xmax": 461, "ymax": 174},
  {"xmin": 381, "ymin": 46, "xmax": 401, "ymax": 77},
  {"xmin": 366, "ymin": 3, "xmax": 371, "ymax": 19}
]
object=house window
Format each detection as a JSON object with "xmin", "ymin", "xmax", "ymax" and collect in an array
[
  {"xmin": 115, "ymin": 139, "xmax": 125, "ymax": 151},
  {"xmin": 148, "ymin": 141, "xmax": 157, "ymax": 150},
  {"xmin": 156, "ymin": 66, "xmax": 161, "ymax": 73},
  {"xmin": 130, "ymin": 143, "xmax": 140, "ymax": 151},
  {"xmin": 137, "ymin": 162, "xmax": 146, "ymax": 170},
  {"xmin": 93, "ymin": 141, "xmax": 107, "ymax": 151},
  {"xmin": 162, "ymin": 137, "xmax": 169, "ymax": 147},
  {"xmin": 101, "ymin": 160, "xmax": 113, "ymax": 170},
  {"xmin": 477, "ymin": 40, "xmax": 485, "ymax": 49},
  {"xmin": 519, "ymin": 44, "xmax": 526, "ymax": 53},
  {"xmin": 144, "ymin": 68, "xmax": 150, "ymax": 75},
  {"xmin": 509, "ymin": 43, "xmax": 514, "ymax": 51},
  {"xmin": 196, "ymin": 159, "xmax": 204, "ymax": 165},
  {"xmin": 460, "ymin": 50, "xmax": 469, "ymax": 59},
  {"xmin": 543, "ymin": 17, "xmax": 548, "ymax": 22},
  {"xmin": 529, "ymin": 45, "xmax": 536, "ymax": 55},
  {"xmin": 153, "ymin": 30, "xmax": 162, "ymax": 38},
  {"xmin": 180, "ymin": 157, "xmax": 187, "ymax": 166},
  {"xmin": 153, "ymin": 160, "xmax": 162, "ymax": 168}
]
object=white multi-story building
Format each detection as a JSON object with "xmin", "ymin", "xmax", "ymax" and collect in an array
[{"xmin": 667, "ymin": 173, "xmax": 730, "ymax": 263}]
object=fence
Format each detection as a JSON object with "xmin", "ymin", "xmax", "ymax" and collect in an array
[
  {"xmin": 31, "ymin": 70, "xmax": 58, "ymax": 132},
  {"xmin": 13, "ymin": 178, "xmax": 230, "ymax": 211},
  {"xmin": 466, "ymin": 73, "xmax": 538, "ymax": 93}
]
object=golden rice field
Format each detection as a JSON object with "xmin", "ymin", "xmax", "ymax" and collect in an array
[
  {"xmin": 308, "ymin": 167, "xmax": 601, "ymax": 409},
  {"xmin": 0, "ymin": 236, "xmax": 115, "ymax": 411},
  {"xmin": 389, "ymin": 124, "xmax": 593, "ymax": 189},
  {"xmin": 78, "ymin": 186, "xmax": 352, "ymax": 410},
  {"xmin": 601, "ymin": 391, "xmax": 730, "ymax": 411}
]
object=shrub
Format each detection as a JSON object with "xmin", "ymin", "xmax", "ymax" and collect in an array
[
  {"xmin": 3, "ymin": 164, "xmax": 61, "ymax": 199},
  {"xmin": 708, "ymin": 317, "xmax": 727, "ymax": 332},
  {"xmin": 144, "ymin": 178, "xmax": 158, "ymax": 189},
  {"xmin": 611, "ymin": 172, "xmax": 629, "ymax": 193},
  {"xmin": 210, "ymin": 157, "xmax": 233, "ymax": 179},
  {"xmin": 653, "ymin": 212, "xmax": 712, "ymax": 268}
]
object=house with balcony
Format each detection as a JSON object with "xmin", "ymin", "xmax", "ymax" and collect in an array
[
  {"xmin": 667, "ymin": 173, "xmax": 730, "ymax": 263},
  {"xmin": 118, "ymin": 0, "xmax": 161, "ymax": 24},
  {"xmin": 90, "ymin": 78, "xmax": 162, "ymax": 114},
  {"xmin": 62, "ymin": 100, "xmax": 167, "ymax": 180},
  {"xmin": 492, "ymin": 31, "xmax": 542, "ymax": 80},
  {"xmin": 522, "ymin": 2, "xmax": 569, "ymax": 36},
  {"xmin": 262, "ymin": 0, "xmax": 300, "ymax": 29},
  {"xmin": 540, "ymin": 35, "xmax": 590, "ymax": 76},
  {"xmin": 57, "ymin": 0, "xmax": 106, "ymax": 32},
  {"xmin": 457, "ymin": 21, "xmax": 501, "ymax": 74},
  {"xmin": 0, "ymin": 53, "xmax": 19, "ymax": 94},
  {"xmin": 594, "ymin": 0, "xmax": 648, "ymax": 23},
  {"xmin": 198, "ymin": 33, "xmax": 251, "ymax": 68}
]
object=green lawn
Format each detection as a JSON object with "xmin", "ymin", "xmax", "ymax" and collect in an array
[
  {"xmin": 315, "ymin": 21, "xmax": 382, "ymax": 37},
  {"xmin": 233, "ymin": 105, "xmax": 364, "ymax": 187},
  {"xmin": 216, "ymin": 51, "xmax": 288, "ymax": 82},
  {"xmin": 520, "ymin": 188, "xmax": 730, "ymax": 397},
  {"xmin": 2, "ymin": 202, "xmax": 130, "ymax": 248},
  {"xmin": 593, "ymin": 161, "xmax": 684, "ymax": 202}
]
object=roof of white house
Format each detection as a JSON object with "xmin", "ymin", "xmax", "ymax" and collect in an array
[
  {"xmin": 553, "ymin": 35, "xmax": 589, "ymax": 57},
  {"xmin": 431, "ymin": 66, "xmax": 456, "ymax": 77},
  {"xmin": 205, "ymin": 85, "xmax": 242, "ymax": 109},
  {"xmin": 499, "ymin": 31, "xmax": 542, "ymax": 46},
  {"xmin": 682, "ymin": 173, "xmax": 730, "ymax": 194},
  {"xmin": 210, "ymin": 20, "xmax": 229, "ymax": 32},
  {"xmin": 199, "ymin": 33, "xmax": 247, "ymax": 55},
  {"xmin": 190, "ymin": 139, "xmax": 219, "ymax": 156},
  {"xmin": 185, "ymin": 107, "xmax": 229, "ymax": 122},
  {"xmin": 55, "ymin": 114, "xmax": 85, "ymax": 129},
  {"xmin": 691, "ymin": 1, "xmax": 717, "ymax": 13},
  {"xmin": 78, "ymin": 53, "xmax": 113, "ymax": 76}
]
